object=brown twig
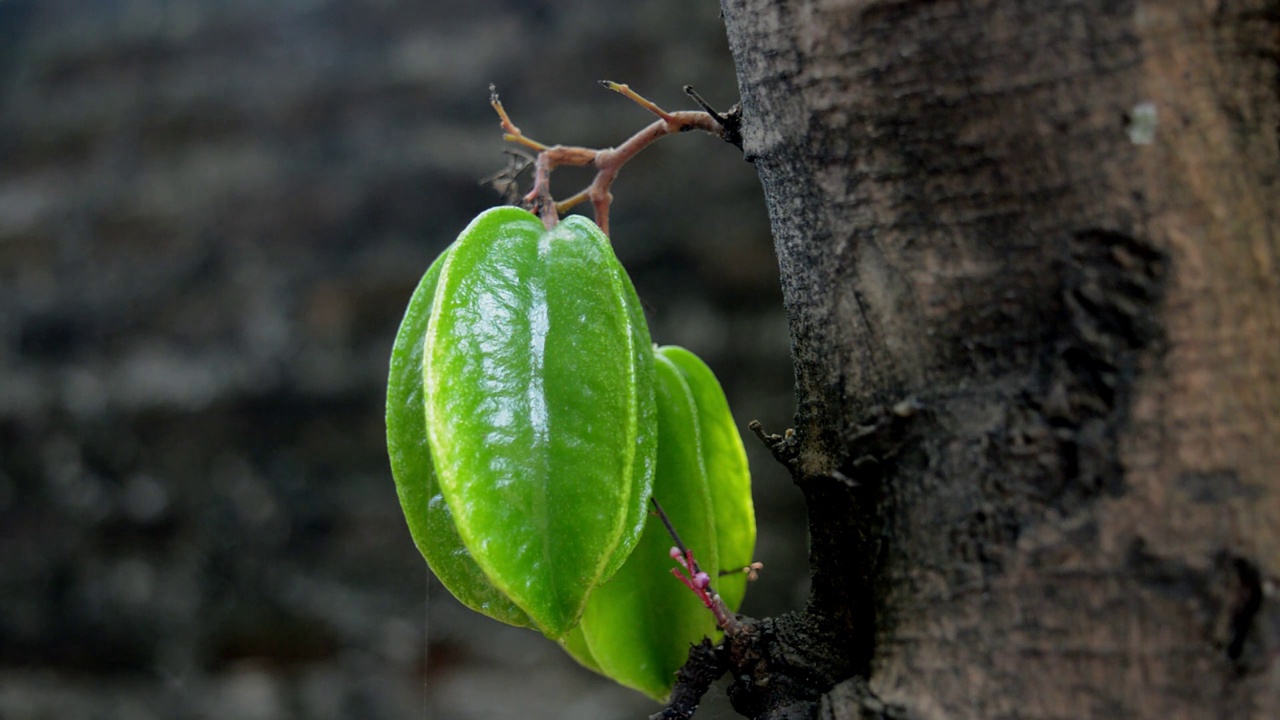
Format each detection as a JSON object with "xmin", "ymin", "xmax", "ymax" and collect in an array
[{"xmin": 488, "ymin": 82, "xmax": 732, "ymax": 234}]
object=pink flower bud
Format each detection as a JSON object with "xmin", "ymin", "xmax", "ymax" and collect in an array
[{"xmin": 670, "ymin": 546, "xmax": 689, "ymax": 568}]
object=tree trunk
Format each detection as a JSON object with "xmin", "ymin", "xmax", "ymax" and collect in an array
[{"xmin": 714, "ymin": 0, "xmax": 1280, "ymax": 717}]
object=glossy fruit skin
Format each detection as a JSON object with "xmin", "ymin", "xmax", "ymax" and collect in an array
[
  {"xmin": 385, "ymin": 238, "xmax": 531, "ymax": 628},
  {"xmin": 657, "ymin": 345, "xmax": 756, "ymax": 613},
  {"xmin": 562, "ymin": 345, "xmax": 755, "ymax": 701},
  {"xmin": 388, "ymin": 206, "xmax": 755, "ymax": 700},
  {"xmin": 423, "ymin": 207, "xmax": 656, "ymax": 639}
]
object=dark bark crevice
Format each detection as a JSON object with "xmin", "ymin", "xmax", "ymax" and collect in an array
[
  {"xmin": 1034, "ymin": 228, "xmax": 1168, "ymax": 507},
  {"xmin": 658, "ymin": 405, "xmax": 920, "ymax": 719}
]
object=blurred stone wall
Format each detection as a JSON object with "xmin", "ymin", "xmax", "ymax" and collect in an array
[{"xmin": 0, "ymin": 1, "xmax": 804, "ymax": 718}]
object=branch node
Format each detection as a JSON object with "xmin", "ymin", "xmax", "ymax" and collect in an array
[
  {"xmin": 749, "ymin": 420, "xmax": 800, "ymax": 467},
  {"xmin": 684, "ymin": 85, "xmax": 743, "ymax": 150}
]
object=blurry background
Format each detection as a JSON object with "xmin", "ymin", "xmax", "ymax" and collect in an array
[{"xmin": 0, "ymin": 1, "xmax": 803, "ymax": 718}]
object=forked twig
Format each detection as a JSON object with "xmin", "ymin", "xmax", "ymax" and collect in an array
[{"xmin": 489, "ymin": 82, "xmax": 734, "ymax": 235}]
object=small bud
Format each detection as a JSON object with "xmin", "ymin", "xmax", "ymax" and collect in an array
[{"xmin": 694, "ymin": 572, "xmax": 711, "ymax": 589}]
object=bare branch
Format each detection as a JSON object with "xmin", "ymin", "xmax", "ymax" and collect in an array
[{"xmin": 488, "ymin": 83, "xmax": 733, "ymax": 234}]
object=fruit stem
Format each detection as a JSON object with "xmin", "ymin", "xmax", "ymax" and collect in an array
[{"xmin": 489, "ymin": 83, "xmax": 732, "ymax": 235}]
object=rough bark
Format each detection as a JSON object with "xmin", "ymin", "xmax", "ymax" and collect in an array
[{"xmin": 714, "ymin": 0, "xmax": 1280, "ymax": 717}]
